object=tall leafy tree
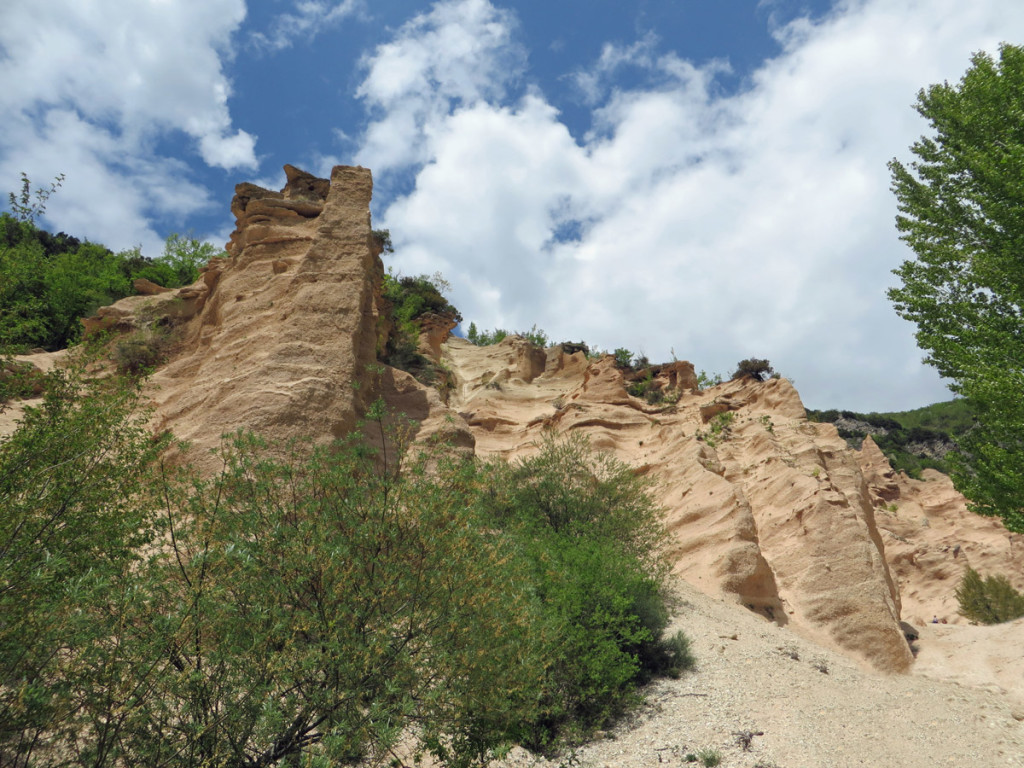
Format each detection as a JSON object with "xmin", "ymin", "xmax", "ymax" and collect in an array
[
  {"xmin": 0, "ymin": 357, "xmax": 166, "ymax": 764},
  {"xmin": 888, "ymin": 43, "xmax": 1024, "ymax": 533}
]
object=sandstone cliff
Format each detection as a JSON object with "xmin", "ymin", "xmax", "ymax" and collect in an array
[
  {"xmin": 75, "ymin": 166, "xmax": 385, "ymax": 472},
  {"xmin": 9, "ymin": 165, "xmax": 1023, "ymax": 687}
]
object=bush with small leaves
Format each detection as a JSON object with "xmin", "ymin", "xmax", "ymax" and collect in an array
[
  {"xmin": 475, "ymin": 433, "xmax": 692, "ymax": 749},
  {"xmin": 112, "ymin": 325, "xmax": 173, "ymax": 375},
  {"xmin": 955, "ymin": 567, "xmax": 1024, "ymax": 624},
  {"xmin": 696, "ymin": 370, "xmax": 723, "ymax": 389},
  {"xmin": 613, "ymin": 347, "xmax": 634, "ymax": 369},
  {"xmin": 696, "ymin": 747, "xmax": 722, "ymax": 767}
]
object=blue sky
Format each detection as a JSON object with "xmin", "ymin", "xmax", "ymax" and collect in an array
[{"xmin": 1, "ymin": 0, "xmax": 1022, "ymax": 411}]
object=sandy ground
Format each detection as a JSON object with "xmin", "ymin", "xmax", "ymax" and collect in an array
[{"xmin": 498, "ymin": 579, "xmax": 1024, "ymax": 768}]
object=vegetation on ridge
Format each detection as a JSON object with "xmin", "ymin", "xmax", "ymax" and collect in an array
[
  {"xmin": 1, "ymin": 176, "xmax": 223, "ymax": 353},
  {"xmin": 0, "ymin": 355, "xmax": 690, "ymax": 767},
  {"xmin": 806, "ymin": 399, "xmax": 973, "ymax": 478}
]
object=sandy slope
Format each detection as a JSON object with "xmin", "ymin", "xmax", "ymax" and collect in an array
[{"xmin": 498, "ymin": 580, "xmax": 1024, "ymax": 768}]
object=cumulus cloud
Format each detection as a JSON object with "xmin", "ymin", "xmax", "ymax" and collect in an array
[
  {"xmin": 359, "ymin": 0, "xmax": 1024, "ymax": 410},
  {"xmin": 0, "ymin": 0, "xmax": 255, "ymax": 252},
  {"xmin": 355, "ymin": 0, "xmax": 526, "ymax": 172},
  {"xmin": 250, "ymin": 0, "xmax": 365, "ymax": 52}
]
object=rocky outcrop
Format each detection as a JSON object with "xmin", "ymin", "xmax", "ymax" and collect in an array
[
  {"xmin": 49, "ymin": 163, "xmax": 1023, "ymax": 680},
  {"xmin": 442, "ymin": 338, "xmax": 913, "ymax": 672},
  {"xmin": 138, "ymin": 165, "xmax": 384, "ymax": 471},
  {"xmin": 859, "ymin": 437, "xmax": 1024, "ymax": 625}
]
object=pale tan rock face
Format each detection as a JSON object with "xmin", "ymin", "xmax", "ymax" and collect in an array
[
  {"xmin": 442, "ymin": 340, "xmax": 914, "ymax": 672},
  {"xmin": 858, "ymin": 436, "xmax": 1024, "ymax": 626},
  {"xmin": 143, "ymin": 165, "xmax": 383, "ymax": 472},
  {"xmin": 35, "ymin": 162, "xmax": 1022, "ymax": 687}
]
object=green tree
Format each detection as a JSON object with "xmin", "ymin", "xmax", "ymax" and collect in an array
[
  {"xmin": 156, "ymin": 232, "xmax": 219, "ymax": 287},
  {"xmin": 108, "ymin": 407, "xmax": 546, "ymax": 768},
  {"xmin": 732, "ymin": 358, "xmax": 776, "ymax": 381},
  {"xmin": 0, "ymin": 356, "xmax": 166, "ymax": 764},
  {"xmin": 888, "ymin": 43, "xmax": 1024, "ymax": 532},
  {"xmin": 0, "ymin": 382, "xmax": 688, "ymax": 765}
]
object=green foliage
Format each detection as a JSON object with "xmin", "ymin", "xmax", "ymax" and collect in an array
[
  {"xmin": 888, "ymin": 44, "xmax": 1024, "ymax": 532},
  {"xmin": 874, "ymin": 398, "xmax": 977, "ymax": 434},
  {"xmin": 0, "ymin": 355, "xmax": 46, "ymax": 403},
  {"xmin": 0, "ymin": 215, "xmax": 130, "ymax": 350},
  {"xmin": 0, "ymin": 215, "xmax": 222, "ymax": 352},
  {"xmin": 0, "ymin": 358, "xmax": 167, "ymax": 763},
  {"xmin": 111, "ymin": 324, "xmax": 174, "ymax": 375},
  {"xmin": 955, "ymin": 567, "xmax": 1024, "ymax": 625},
  {"xmin": 732, "ymin": 358, "xmax": 776, "ymax": 381},
  {"xmin": 626, "ymin": 368, "xmax": 655, "ymax": 400},
  {"xmin": 0, "ymin": 388, "xmax": 687, "ymax": 765},
  {"xmin": 466, "ymin": 323, "xmax": 548, "ymax": 348},
  {"xmin": 7, "ymin": 172, "xmax": 64, "ymax": 224},
  {"xmin": 697, "ymin": 410, "xmax": 735, "ymax": 448},
  {"xmin": 371, "ymin": 227, "xmax": 394, "ymax": 254},
  {"xmin": 696, "ymin": 370, "xmax": 724, "ymax": 389},
  {"xmin": 613, "ymin": 348, "xmax": 634, "ymax": 369},
  {"xmin": 124, "ymin": 418, "xmax": 540, "ymax": 768},
  {"xmin": 383, "ymin": 271, "xmax": 462, "ymax": 379},
  {"xmin": 155, "ymin": 232, "xmax": 217, "ymax": 286},
  {"xmin": 476, "ymin": 434, "xmax": 691, "ymax": 748},
  {"xmin": 696, "ymin": 747, "xmax": 722, "ymax": 767},
  {"xmin": 807, "ymin": 400, "xmax": 972, "ymax": 478}
]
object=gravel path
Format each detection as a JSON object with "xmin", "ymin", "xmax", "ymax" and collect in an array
[{"xmin": 499, "ymin": 580, "xmax": 1024, "ymax": 768}]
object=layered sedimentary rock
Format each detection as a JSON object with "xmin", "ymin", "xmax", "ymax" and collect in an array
[
  {"xmin": 859, "ymin": 437, "xmax": 1024, "ymax": 625},
  {"xmin": 55, "ymin": 163, "xmax": 1024, "ymax": 677},
  {"xmin": 441, "ymin": 337, "xmax": 913, "ymax": 672},
  {"xmin": 141, "ymin": 165, "xmax": 384, "ymax": 470}
]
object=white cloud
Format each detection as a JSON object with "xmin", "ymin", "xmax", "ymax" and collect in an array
[
  {"xmin": 250, "ymin": 0, "xmax": 364, "ymax": 52},
  {"xmin": 359, "ymin": 0, "xmax": 1024, "ymax": 410},
  {"xmin": 0, "ymin": 0, "xmax": 255, "ymax": 251},
  {"xmin": 355, "ymin": 0, "xmax": 526, "ymax": 172}
]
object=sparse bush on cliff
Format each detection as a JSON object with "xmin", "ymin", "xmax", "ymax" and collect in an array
[
  {"xmin": 111, "ymin": 324, "xmax": 174, "ymax": 375},
  {"xmin": 696, "ymin": 370, "xmax": 724, "ymax": 389},
  {"xmin": 613, "ymin": 347, "xmax": 634, "ymax": 369},
  {"xmin": 382, "ymin": 270, "xmax": 462, "ymax": 378},
  {"xmin": 466, "ymin": 322, "xmax": 548, "ymax": 348},
  {"xmin": 732, "ymin": 358, "xmax": 776, "ymax": 381},
  {"xmin": 955, "ymin": 567, "xmax": 1024, "ymax": 624}
]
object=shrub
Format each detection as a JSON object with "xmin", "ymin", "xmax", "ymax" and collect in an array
[
  {"xmin": 696, "ymin": 370, "xmax": 723, "ymax": 389},
  {"xmin": 111, "ymin": 325, "xmax": 173, "ymax": 375},
  {"xmin": 0, "ymin": 396, "xmax": 689, "ymax": 766},
  {"xmin": 382, "ymin": 271, "xmax": 461, "ymax": 379},
  {"xmin": 955, "ymin": 567, "xmax": 1024, "ymax": 624},
  {"xmin": 0, "ymin": 355, "xmax": 46, "ymax": 402},
  {"xmin": 475, "ymin": 433, "xmax": 691, "ymax": 748},
  {"xmin": 466, "ymin": 322, "xmax": 548, "ymax": 348},
  {"xmin": 0, "ymin": 359, "xmax": 166, "ymax": 763},
  {"xmin": 696, "ymin": 747, "xmax": 722, "ymax": 767},
  {"xmin": 371, "ymin": 227, "xmax": 394, "ymax": 254},
  {"xmin": 613, "ymin": 347, "xmax": 634, "ymax": 369},
  {"xmin": 732, "ymin": 358, "xmax": 776, "ymax": 381}
]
